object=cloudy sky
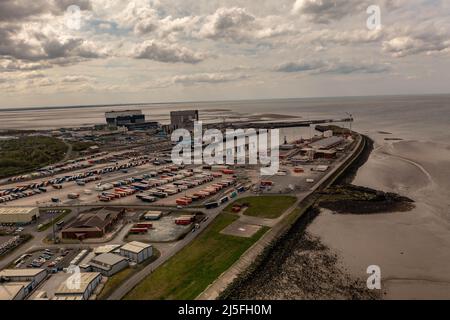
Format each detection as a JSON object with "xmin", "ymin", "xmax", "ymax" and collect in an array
[{"xmin": 1, "ymin": 0, "xmax": 450, "ymax": 108}]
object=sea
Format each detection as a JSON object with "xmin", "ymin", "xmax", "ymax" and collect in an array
[{"xmin": 0, "ymin": 95, "xmax": 449, "ymax": 143}]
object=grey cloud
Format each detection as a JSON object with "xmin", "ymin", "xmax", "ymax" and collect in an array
[
  {"xmin": 0, "ymin": 0, "xmax": 91, "ymax": 22},
  {"xmin": 275, "ymin": 59, "xmax": 390, "ymax": 75},
  {"xmin": 60, "ymin": 75, "xmax": 95, "ymax": 83},
  {"xmin": 292, "ymin": 0, "xmax": 367, "ymax": 24},
  {"xmin": 0, "ymin": 25, "xmax": 103, "ymax": 64},
  {"xmin": 383, "ymin": 32, "xmax": 450, "ymax": 58},
  {"xmin": 198, "ymin": 7, "xmax": 293, "ymax": 43},
  {"xmin": 322, "ymin": 61, "xmax": 390, "ymax": 74},
  {"xmin": 53, "ymin": 0, "xmax": 92, "ymax": 12},
  {"xmin": 0, "ymin": 0, "xmax": 50, "ymax": 22},
  {"xmin": 200, "ymin": 7, "xmax": 255, "ymax": 40},
  {"xmin": 172, "ymin": 72, "xmax": 249, "ymax": 85},
  {"xmin": 274, "ymin": 60, "xmax": 325, "ymax": 72},
  {"xmin": 133, "ymin": 40, "xmax": 206, "ymax": 64},
  {"xmin": 0, "ymin": 59, "xmax": 51, "ymax": 72}
]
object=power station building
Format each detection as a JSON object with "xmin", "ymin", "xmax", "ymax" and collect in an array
[
  {"xmin": 105, "ymin": 110, "xmax": 159, "ymax": 131},
  {"xmin": 170, "ymin": 110, "xmax": 199, "ymax": 130},
  {"xmin": 105, "ymin": 110, "xmax": 145, "ymax": 127}
]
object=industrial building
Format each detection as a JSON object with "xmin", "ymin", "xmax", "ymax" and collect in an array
[
  {"xmin": 170, "ymin": 110, "xmax": 199, "ymax": 130},
  {"xmin": 0, "ymin": 269, "xmax": 47, "ymax": 299},
  {"xmin": 0, "ymin": 283, "xmax": 26, "ymax": 300},
  {"xmin": 93, "ymin": 244, "xmax": 121, "ymax": 255},
  {"xmin": 105, "ymin": 110, "xmax": 145, "ymax": 127},
  {"xmin": 88, "ymin": 253, "xmax": 128, "ymax": 277},
  {"xmin": 120, "ymin": 241, "xmax": 153, "ymax": 264},
  {"xmin": 61, "ymin": 207, "xmax": 124, "ymax": 240},
  {"xmin": 299, "ymin": 148, "xmax": 337, "ymax": 160},
  {"xmin": 309, "ymin": 136, "xmax": 345, "ymax": 150},
  {"xmin": 0, "ymin": 207, "xmax": 39, "ymax": 224},
  {"xmin": 0, "ymin": 268, "xmax": 47, "ymax": 285},
  {"xmin": 105, "ymin": 110, "xmax": 159, "ymax": 131},
  {"xmin": 54, "ymin": 272, "xmax": 102, "ymax": 300}
]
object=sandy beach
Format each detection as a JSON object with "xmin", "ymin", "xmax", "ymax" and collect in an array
[{"xmin": 309, "ymin": 138, "xmax": 450, "ymax": 299}]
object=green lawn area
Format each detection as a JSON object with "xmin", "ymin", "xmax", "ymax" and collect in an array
[
  {"xmin": 38, "ymin": 209, "xmax": 71, "ymax": 232},
  {"xmin": 224, "ymin": 196, "xmax": 297, "ymax": 219},
  {"xmin": 124, "ymin": 213, "xmax": 269, "ymax": 300}
]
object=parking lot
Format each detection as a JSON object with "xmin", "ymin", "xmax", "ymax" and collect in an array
[
  {"xmin": 13, "ymin": 247, "xmax": 81, "ymax": 271},
  {"xmin": 0, "ymin": 152, "xmax": 157, "ymax": 206},
  {"xmin": 127, "ymin": 213, "xmax": 204, "ymax": 243}
]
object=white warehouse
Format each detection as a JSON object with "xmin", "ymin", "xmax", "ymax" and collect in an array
[
  {"xmin": 0, "ymin": 207, "xmax": 40, "ymax": 224},
  {"xmin": 54, "ymin": 272, "xmax": 102, "ymax": 300},
  {"xmin": 120, "ymin": 241, "xmax": 153, "ymax": 264}
]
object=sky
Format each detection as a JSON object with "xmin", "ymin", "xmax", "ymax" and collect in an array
[{"xmin": 1, "ymin": 0, "xmax": 450, "ymax": 108}]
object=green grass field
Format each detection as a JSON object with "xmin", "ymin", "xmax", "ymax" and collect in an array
[
  {"xmin": 38, "ymin": 209, "xmax": 72, "ymax": 232},
  {"xmin": 124, "ymin": 213, "xmax": 268, "ymax": 300},
  {"xmin": 225, "ymin": 195, "xmax": 297, "ymax": 219}
]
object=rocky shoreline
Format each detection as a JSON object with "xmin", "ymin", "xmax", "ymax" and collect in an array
[
  {"xmin": 221, "ymin": 207, "xmax": 378, "ymax": 300},
  {"xmin": 317, "ymin": 184, "xmax": 415, "ymax": 214},
  {"xmin": 220, "ymin": 134, "xmax": 414, "ymax": 300}
]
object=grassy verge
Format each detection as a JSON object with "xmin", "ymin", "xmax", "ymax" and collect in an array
[
  {"xmin": 224, "ymin": 196, "xmax": 297, "ymax": 219},
  {"xmin": 124, "ymin": 213, "xmax": 269, "ymax": 300},
  {"xmin": 38, "ymin": 209, "xmax": 71, "ymax": 232},
  {"xmin": 97, "ymin": 248, "xmax": 161, "ymax": 300}
]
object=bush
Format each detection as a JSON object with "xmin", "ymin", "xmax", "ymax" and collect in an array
[{"xmin": 0, "ymin": 136, "xmax": 68, "ymax": 178}]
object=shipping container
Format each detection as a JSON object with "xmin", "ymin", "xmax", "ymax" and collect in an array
[{"xmin": 176, "ymin": 199, "xmax": 189, "ymax": 206}]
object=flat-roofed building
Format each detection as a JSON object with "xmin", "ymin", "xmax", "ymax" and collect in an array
[
  {"xmin": 105, "ymin": 110, "xmax": 145, "ymax": 127},
  {"xmin": 88, "ymin": 253, "xmax": 128, "ymax": 277},
  {"xmin": 0, "ymin": 283, "xmax": 26, "ymax": 300},
  {"xmin": 93, "ymin": 244, "xmax": 121, "ymax": 255},
  {"xmin": 309, "ymin": 136, "xmax": 344, "ymax": 150},
  {"xmin": 120, "ymin": 241, "xmax": 153, "ymax": 264},
  {"xmin": 0, "ymin": 269, "xmax": 47, "ymax": 286},
  {"xmin": 54, "ymin": 272, "xmax": 102, "ymax": 300},
  {"xmin": 0, "ymin": 269, "xmax": 47, "ymax": 297},
  {"xmin": 0, "ymin": 207, "xmax": 39, "ymax": 224}
]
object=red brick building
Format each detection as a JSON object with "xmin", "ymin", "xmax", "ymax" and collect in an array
[{"xmin": 61, "ymin": 207, "xmax": 124, "ymax": 240}]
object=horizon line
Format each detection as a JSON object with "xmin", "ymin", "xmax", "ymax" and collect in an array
[{"xmin": 1, "ymin": 92, "xmax": 450, "ymax": 112}]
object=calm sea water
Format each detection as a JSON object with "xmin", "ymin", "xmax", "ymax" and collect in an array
[{"xmin": 1, "ymin": 95, "xmax": 449, "ymax": 143}]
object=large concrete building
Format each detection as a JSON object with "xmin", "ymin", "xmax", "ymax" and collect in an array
[
  {"xmin": 120, "ymin": 241, "xmax": 153, "ymax": 264},
  {"xmin": 88, "ymin": 253, "xmax": 128, "ymax": 277},
  {"xmin": 170, "ymin": 110, "xmax": 199, "ymax": 130},
  {"xmin": 0, "ymin": 268, "xmax": 47, "ymax": 285},
  {"xmin": 0, "ymin": 283, "xmax": 27, "ymax": 300},
  {"xmin": 105, "ymin": 110, "xmax": 145, "ymax": 127},
  {"xmin": 0, "ymin": 269, "xmax": 47, "ymax": 299},
  {"xmin": 309, "ymin": 136, "xmax": 345, "ymax": 150},
  {"xmin": 0, "ymin": 207, "xmax": 39, "ymax": 224},
  {"xmin": 54, "ymin": 272, "xmax": 102, "ymax": 300}
]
